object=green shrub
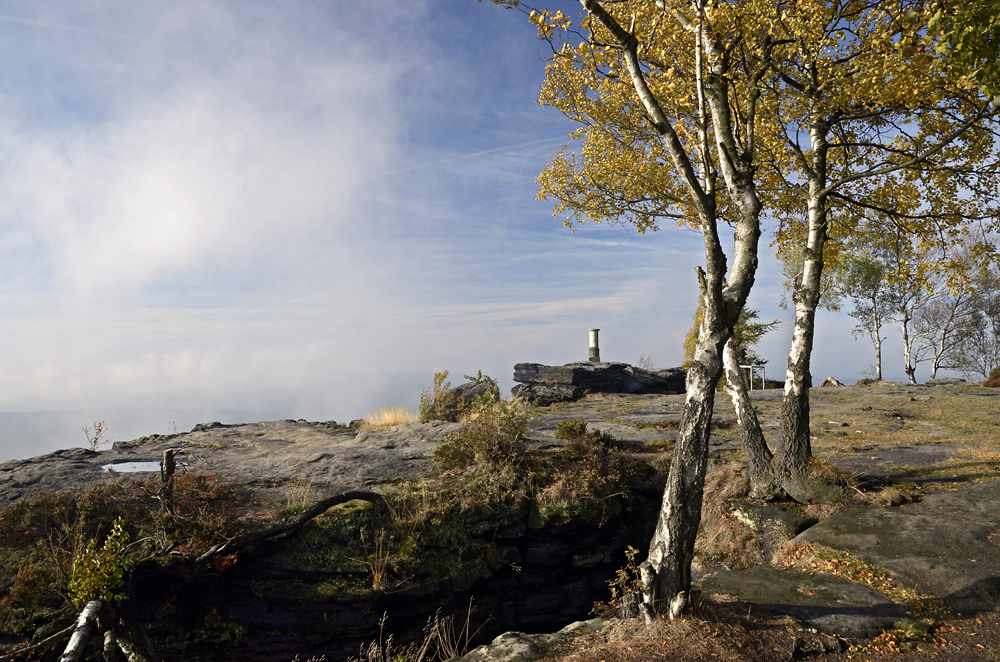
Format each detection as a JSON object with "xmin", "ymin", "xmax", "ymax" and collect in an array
[
  {"xmin": 68, "ymin": 517, "xmax": 134, "ymax": 607},
  {"xmin": 434, "ymin": 400, "xmax": 526, "ymax": 473},
  {"xmin": 537, "ymin": 421, "xmax": 649, "ymax": 524},
  {"xmin": 989, "ymin": 366, "xmax": 1000, "ymax": 381},
  {"xmin": 419, "ymin": 370, "xmax": 501, "ymax": 422},
  {"xmin": 592, "ymin": 545, "xmax": 644, "ymax": 618},
  {"xmin": 555, "ymin": 420, "xmax": 629, "ymax": 459},
  {"xmin": 419, "ymin": 371, "xmax": 456, "ymax": 421},
  {"xmin": 555, "ymin": 419, "xmax": 588, "ymax": 441}
]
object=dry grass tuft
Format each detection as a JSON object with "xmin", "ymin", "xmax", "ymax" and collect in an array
[
  {"xmin": 548, "ymin": 597, "xmax": 814, "ymax": 662},
  {"xmin": 703, "ymin": 461, "xmax": 751, "ymax": 502},
  {"xmin": 801, "ymin": 501, "xmax": 852, "ymax": 520},
  {"xmin": 349, "ymin": 605, "xmax": 482, "ymax": 662},
  {"xmin": 860, "ymin": 484, "xmax": 912, "ymax": 507},
  {"xmin": 810, "ymin": 457, "xmax": 858, "ymax": 489},
  {"xmin": 695, "ymin": 463, "xmax": 766, "ymax": 570},
  {"xmin": 362, "ymin": 405, "xmax": 417, "ymax": 430},
  {"xmin": 279, "ymin": 481, "xmax": 316, "ymax": 517}
]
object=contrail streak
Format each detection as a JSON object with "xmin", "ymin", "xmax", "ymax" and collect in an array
[
  {"xmin": 380, "ymin": 135, "xmax": 568, "ymax": 176},
  {"xmin": 0, "ymin": 13, "xmax": 137, "ymax": 42}
]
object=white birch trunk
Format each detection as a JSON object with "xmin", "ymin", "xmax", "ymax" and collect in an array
[
  {"xmin": 59, "ymin": 600, "xmax": 102, "ymax": 662},
  {"xmin": 581, "ymin": 0, "xmax": 764, "ymax": 617},
  {"xmin": 775, "ymin": 116, "xmax": 840, "ymax": 503},
  {"xmin": 723, "ymin": 338, "xmax": 779, "ymax": 499},
  {"xmin": 873, "ymin": 304, "xmax": 884, "ymax": 381}
]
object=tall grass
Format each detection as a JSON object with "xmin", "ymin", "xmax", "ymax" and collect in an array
[{"xmin": 362, "ymin": 405, "xmax": 417, "ymax": 430}]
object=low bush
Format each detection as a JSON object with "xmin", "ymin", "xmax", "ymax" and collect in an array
[
  {"xmin": 419, "ymin": 370, "xmax": 500, "ymax": 422},
  {"xmin": 433, "ymin": 399, "xmax": 530, "ymax": 516},
  {"xmin": 434, "ymin": 399, "xmax": 526, "ymax": 473},
  {"xmin": 68, "ymin": 517, "xmax": 135, "ymax": 607},
  {"xmin": 0, "ymin": 471, "xmax": 256, "ymax": 635},
  {"xmin": 536, "ymin": 420, "xmax": 651, "ymax": 524},
  {"xmin": 983, "ymin": 368, "xmax": 1000, "ymax": 388}
]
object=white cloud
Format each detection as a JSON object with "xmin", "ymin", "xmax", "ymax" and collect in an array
[{"xmin": 0, "ymin": 60, "xmax": 399, "ymax": 302}]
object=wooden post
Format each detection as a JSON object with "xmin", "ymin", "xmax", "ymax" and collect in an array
[{"xmin": 161, "ymin": 449, "xmax": 177, "ymax": 483}]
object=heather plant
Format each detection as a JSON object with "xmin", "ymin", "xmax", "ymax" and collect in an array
[
  {"xmin": 433, "ymin": 399, "xmax": 529, "ymax": 516},
  {"xmin": 537, "ymin": 420, "xmax": 649, "ymax": 524},
  {"xmin": 984, "ymin": 366, "xmax": 1000, "ymax": 387},
  {"xmin": 0, "ymin": 470, "xmax": 256, "ymax": 635},
  {"xmin": 434, "ymin": 399, "xmax": 526, "ymax": 473}
]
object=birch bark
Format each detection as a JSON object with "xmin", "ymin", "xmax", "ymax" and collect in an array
[
  {"xmin": 775, "ymin": 114, "xmax": 841, "ymax": 503},
  {"xmin": 723, "ymin": 338, "xmax": 779, "ymax": 500},
  {"xmin": 579, "ymin": 0, "xmax": 764, "ymax": 615}
]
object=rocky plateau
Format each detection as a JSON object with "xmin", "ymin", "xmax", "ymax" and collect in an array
[{"xmin": 2, "ymin": 377, "xmax": 1000, "ymax": 661}]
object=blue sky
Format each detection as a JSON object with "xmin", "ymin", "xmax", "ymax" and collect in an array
[{"xmin": 0, "ymin": 1, "xmax": 927, "ymax": 460}]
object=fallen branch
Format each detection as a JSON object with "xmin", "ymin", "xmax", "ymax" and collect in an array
[
  {"xmin": 196, "ymin": 490, "xmax": 385, "ymax": 562},
  {"xmin": 58, "ymin": 600, "xmax": 102, "ymax": 662},
  {"xmin": 0, "ymin": 624, "xmax": 75, "ymax": 661}
]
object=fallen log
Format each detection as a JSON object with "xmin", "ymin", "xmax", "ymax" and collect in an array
[
  {"xmin": 58, "ymin": 600, "xmax": 102, "ymax": 662},
  {"xmin": 196, "ymin": 490, "xmax": 385, "ymax": 562},
  {"xmin": 0, "ymin": 624, "xmax": 75, "ymax": 661}
]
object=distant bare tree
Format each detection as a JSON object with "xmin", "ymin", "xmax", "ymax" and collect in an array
[
  {"xmin": 913, "ymin": 287, "xmax": 975, "ymax": 379},
  {"xmin": 952, "ymin": 265, "xmax": 1000, "ymax": 380}
]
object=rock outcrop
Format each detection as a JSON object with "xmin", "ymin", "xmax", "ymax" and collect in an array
[
  {"xmin": 0, "ymin": 419, "xmax": 461, "ymax": 510},
  {"xmin": 794, "ymin": 478, "xmax": 1000, "ymax": 615},
  {"xmin": 452, "ymin": 618, "xmax": 607, "ymax": 662},
  {"xmin": 700, "ymin": 566, "xmax": 908, "ymax": 638},
  {"xmin": 511, "ymin": 362, "xmax": 685, "ymax": 405}
]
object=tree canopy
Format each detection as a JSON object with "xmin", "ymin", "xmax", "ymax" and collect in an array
[{"xmin": 483, "ymin": 0, "xmax": 1000, "ymax": 617}]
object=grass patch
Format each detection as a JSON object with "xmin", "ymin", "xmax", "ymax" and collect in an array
[
  {"xmin": 694, "ymin": 463, "xmax": 768, "ymax": 571},
  {"xmin": 602, "ymin": 418, "xmax": 680, "ymax": 431},
  {"xmin": 278, "ymin": 480, "xmax": 317, "ymax": 518},
  {"xmin": 362, "ymin": 405, "xmax": 418, "ymax": 430}
]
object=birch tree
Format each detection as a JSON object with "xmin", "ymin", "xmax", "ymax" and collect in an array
[
  {"xmin": 839, "ymin": 231, "xmax": 960, "ymax": 384},
  {"xmin": 841, "ymin": 246, "xmax": 895, "ymax": 381},
  {"xmin": 913, "ymin": 284, "xmax": 974, "ymax": 379},
  {"xmin": 685, "ymin": 306, "xmax": 782, "ymax": 499},
  {"xmin": 927, "ymin": 0, "xmax": 1000, "ymax": 101},
  {"xmin": 761, "ymin": 0, "xmax": 1000, "ymax": 499},
  {"xmin": 497, "ymin": 0, "xmax": 771, "ymax": 616},
  {"xmin": 952, "ymin": 263, "xmax": 1000, "ymax": 379},
  {"xmin": 486, "ymin": 0, "xmax": 1000, "ymax": 615}
]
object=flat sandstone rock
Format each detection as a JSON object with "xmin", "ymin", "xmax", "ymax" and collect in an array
[
  {"xmin": 699, "ymin": 565, "xmax": 907, "ymax": 638},
  {"xmin": 794, "ymin": 478, "xmax": 1000, "ymax": 615},
  {"xmin": 0, "ymin": 419, "xmax": 460, "ymax": 509}
]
